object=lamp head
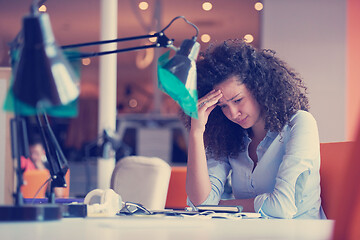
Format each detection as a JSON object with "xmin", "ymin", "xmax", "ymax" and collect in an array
[
  {"xmin": 12, "ymin": 12, "xmax": 79, "ymax": 109},
  {"xmin": 163, "ymin": 37, "xmax": 200, "ymax": 83},
  {"xmin": 158, "ymin": 37, "xmax": 200, "ymax": 118}
]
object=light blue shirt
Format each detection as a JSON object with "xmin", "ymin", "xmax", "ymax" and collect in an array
[{"xmin": 188, "ymin": 110, "xmax": 325, "ymax": 219}]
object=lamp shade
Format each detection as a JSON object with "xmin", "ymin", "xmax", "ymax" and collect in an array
[
  {"xmin": 12, "ymin": 12, "xmax": 79, "ymax": 109},
  {"xmin": 158, "ymin": 38, "xmax": 200, "ymax": 118}
]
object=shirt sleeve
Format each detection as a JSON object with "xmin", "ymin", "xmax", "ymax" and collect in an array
[
  {"xmin": 254, "ymin": 111, "xmax": 320, "ymax": 219},
  {"xmin": 187, "ymin": 155, "xmax": 231, "ymax": 207}
]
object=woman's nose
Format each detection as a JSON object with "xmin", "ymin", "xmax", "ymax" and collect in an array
[{"xmin": 229, "ymin": 104, "xmax": 241, "ymax": 120}]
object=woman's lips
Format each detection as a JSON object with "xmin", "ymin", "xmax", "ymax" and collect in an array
[{"xmin": 236, "ymin": 116, "xmax": 248, "ymax": 125}]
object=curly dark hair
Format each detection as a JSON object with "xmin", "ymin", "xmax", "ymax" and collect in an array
[{"xmin": 182, "ymin": 39, "xmax": 309, "ymax": 159}]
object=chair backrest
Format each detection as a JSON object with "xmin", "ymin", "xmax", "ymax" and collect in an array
[
  {"xmin": 21, "ymin": 169, "xmax": 70, "ymax": 198},
  {"xmin": 320, "ymin": 142, "xmax": 354, "ymax": 219},
  {"xmin": 165, "ymin": 166, "xmax": 187, "ymax": 209},
  {"xmin": 21, "ymin": 170, "xmax": 50, "ymax": 198},
  {"xmin": 110, "ymin": 156, "xmax": 171, "ymax": 210},
  {"xmin": 332, "ymin": 126, "xmax": 360, "ymax": 240}
]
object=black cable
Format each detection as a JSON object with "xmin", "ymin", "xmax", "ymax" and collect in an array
[
  {"xmin": 30, "ymin": 176, "xmax": 52, "ymax": 204},
  {"xmin": 160, "ymin": 16, "xmax": 199, "ymax": 38}
]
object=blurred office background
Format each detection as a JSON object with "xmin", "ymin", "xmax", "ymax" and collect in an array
[{"xmin": 0, "ymin": 0, "xmax": 359, "ymax": 199}]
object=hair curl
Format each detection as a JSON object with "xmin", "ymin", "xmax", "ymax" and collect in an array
[{"xmin": 182, "ymin": 39, "xmax": 309, "ymax": 159}]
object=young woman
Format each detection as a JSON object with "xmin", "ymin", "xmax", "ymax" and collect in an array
[{"xmin": 185, "ymin": 40, "xmax": 325, "ymax": 219}]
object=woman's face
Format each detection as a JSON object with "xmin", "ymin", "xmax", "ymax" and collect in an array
[{"xmin": 214, "ymin": 76, "xmax": 264, "ymax": 130}]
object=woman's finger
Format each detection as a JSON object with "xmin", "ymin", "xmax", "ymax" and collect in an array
[
  {"xmin": 198, "ymin": 89, "xmax": 220, "ymax": 103},
  {"xmin": 198, "ymin": 90, "xmax": 221, "ymax": 106},
  {"xmin": 198, "ymin": 92, "xmax": 222, "ymax": 109}
]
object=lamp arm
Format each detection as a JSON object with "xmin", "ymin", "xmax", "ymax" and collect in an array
[
  {"xmin": 62, "ymin": 31, "xmax": 174, "ymax": 60},
  {"xmin": 65, "ymin": 43, "xmax": 159, "ymax": 60},
  {"xmin": 36, "ymin": 112, "xmax": 69, "ymax": 204},
  {"xmin": 60, "ymin": 15, "xmax": 199, "ymax": 59},
  {"xmin": 61, "ymin": 33, "xmax": 160, "ymax": 49},
  {"xmin": 10, "ymin": 116, "xmax": 30, "ymax": 206}
]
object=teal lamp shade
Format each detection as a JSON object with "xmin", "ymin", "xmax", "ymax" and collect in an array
[
  {"xmin": 158, "ymin": 38, "xmax": 200, "ymax": 118},
  {"xmin": 12, "ymin": 12, "xmax": 79, "ymax": 110}
]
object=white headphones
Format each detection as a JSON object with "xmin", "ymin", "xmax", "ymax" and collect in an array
[{"xmin": 84, "ymin": 189, "xmax": 123, "ymax": 217}]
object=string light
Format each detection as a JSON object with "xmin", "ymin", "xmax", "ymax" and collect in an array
[
  {"xmin": 38, "ymin": 5, "xmax": 47, "ymax": 12},
  {"xmin": 254, "ymin": 2, "xmax": 263, "ymax": 11},
  {"xmin": 244, "ymin": 34, "xmax": 254, "ymax": 43},
  {"xmin": 138, "ymin": 1, "xmax": 149, "ymax": 10},
  {"xmin": 202, "ymin": 2, "xmax": 212, "ymax": 11},
  {"xmin": 201, "ymin": 34, "xmax": 211, "ymax": 43}
]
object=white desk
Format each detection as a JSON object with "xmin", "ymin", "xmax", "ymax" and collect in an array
[{"xmin": 0, "ymin": 217, "xmax": 334, "ymax": 240}]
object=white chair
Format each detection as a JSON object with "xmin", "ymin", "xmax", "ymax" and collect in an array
[{"xmin": 110, "ymin": 156, "xmax": 171, "ymax": 210}]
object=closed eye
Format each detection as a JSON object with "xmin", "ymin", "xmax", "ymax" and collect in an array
[{"xmin": 234, "ymin": 98, "xmax": 243, "ymax": 103}]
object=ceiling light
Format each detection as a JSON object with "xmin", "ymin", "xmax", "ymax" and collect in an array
[
  {"xmin": 138, "ymin": 2, "xmax": 149, "ymax": 11},
  {"xmin": 38, "ymin": 5, "xmax": 47, "ymax": 12},
  {"xmin": 201, "ymin": 34, "xmax": 211, "ymax": 43},
  {"xmin": 244, "ymin": 34, "xmax": 254, "ymax": 43},
  {"xmin": 129, "ymin": 99, "xmax": 138, "ymax": 108},
  {"xmin": 254, "ymin": 2, "xmax": 263, "ymax": 11},
  {"xmin": 82, "ymin": 58, "xmax": 91, "ymax": 66},
  {"xmin": 148, "ymin": 31, "xmax": 157, "ymax": 42},
  {"xmin": 202, "ymin": 2, "xmax": 212, "ymax": 11}
]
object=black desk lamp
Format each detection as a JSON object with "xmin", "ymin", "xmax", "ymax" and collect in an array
[{"xmin": 1, "ymin": 1, "xmax": 200, "ymax": 221}]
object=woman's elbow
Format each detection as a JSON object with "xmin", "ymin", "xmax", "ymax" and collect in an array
[{"xmin": 255, "ymin": 193, "xmax": 297, "ymax": 219}]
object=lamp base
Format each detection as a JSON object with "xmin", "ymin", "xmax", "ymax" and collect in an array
[{"xmin": 0, "ymin": 204, "xmax": 62, "ymax": 221}]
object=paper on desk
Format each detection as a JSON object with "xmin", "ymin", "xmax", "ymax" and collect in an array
[
  {"xmin": 240, "ymin": 212, "xmax": 262, "ymax": 219},
  {"xmin": 177, "ymin": 211, "xmax": 242, "ymax": 220},
  {"xmin": 177, "ymin": 211, "xmax": 262, "ymax": 219}
]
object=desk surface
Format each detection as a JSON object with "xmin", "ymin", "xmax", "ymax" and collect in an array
[{"xmin": 0, "ymin": 217, "xmax": 334, "ymax": 240}]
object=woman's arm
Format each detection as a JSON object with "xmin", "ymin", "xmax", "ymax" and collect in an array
[
  {"xmin": 254, "ymin": 111, "xmax": 320, "ymax": 218},
  {"xmin": 186, "ymin": 90, "xmax": 223, "ymax": 206},
  {"xmin": 186, "ymin": 130, "xmax": 212, "ymax": 205}
]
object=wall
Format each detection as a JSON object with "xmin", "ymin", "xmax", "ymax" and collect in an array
[
  {"xmin": 346, "ymin": 0, "xmax": 360, "ymax": 140},
  {"xmin": 261, "ymin": 0, "xmax": 347, "ymax": 142},
  {"xmin": 0, "ymin": 67, "xmax": 13, "ymax": 204}
]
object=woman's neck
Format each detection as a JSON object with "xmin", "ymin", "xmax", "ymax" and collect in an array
[{"xmin": 249, "ymin": 119, "xmax": 267, "ymax": 142}]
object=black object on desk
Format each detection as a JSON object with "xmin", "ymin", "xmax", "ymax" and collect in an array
[
  {"xmin": 188, "ymin": 205, "xmax": 243, "ymax": 213},
  {"xmin": 0, "ymin": 204, "xmax": 62, "ymax": 221},
  {"xmin": 61, "ymin": 203, "xmax": 87, "ymax": 218},
  {"xmin": 22, "ymin": 198, "xmax": 87, "ymax": 218}
]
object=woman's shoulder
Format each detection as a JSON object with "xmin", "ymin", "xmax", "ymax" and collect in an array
[
  {"xmin": 289, "ymin": 110, "xmax": 316, "ymax": 123},
  {"xmin": 288, "ymin": 110, "xmax": 318, "ymax": 129}
]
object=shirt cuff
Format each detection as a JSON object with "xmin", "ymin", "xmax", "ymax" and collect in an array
[
  {"xmin": 254, "ymin": 194, "xmax": 272, "ymax": 219},
  {"xmin": 254, "ymin": 192, "xmax": 297, "ymax": 219},
  {"xmin": 186, "ymin": 190, "xmax": 221, "ymax": 209}
]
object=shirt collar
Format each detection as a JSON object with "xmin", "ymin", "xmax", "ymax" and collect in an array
[
  {"xmin": 244, "ymin": 129, "xmax": 279, "ymax": 140},
  {"xmin": 266, "ymin": 131, "xmax": 279, "ymax": 139}
]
